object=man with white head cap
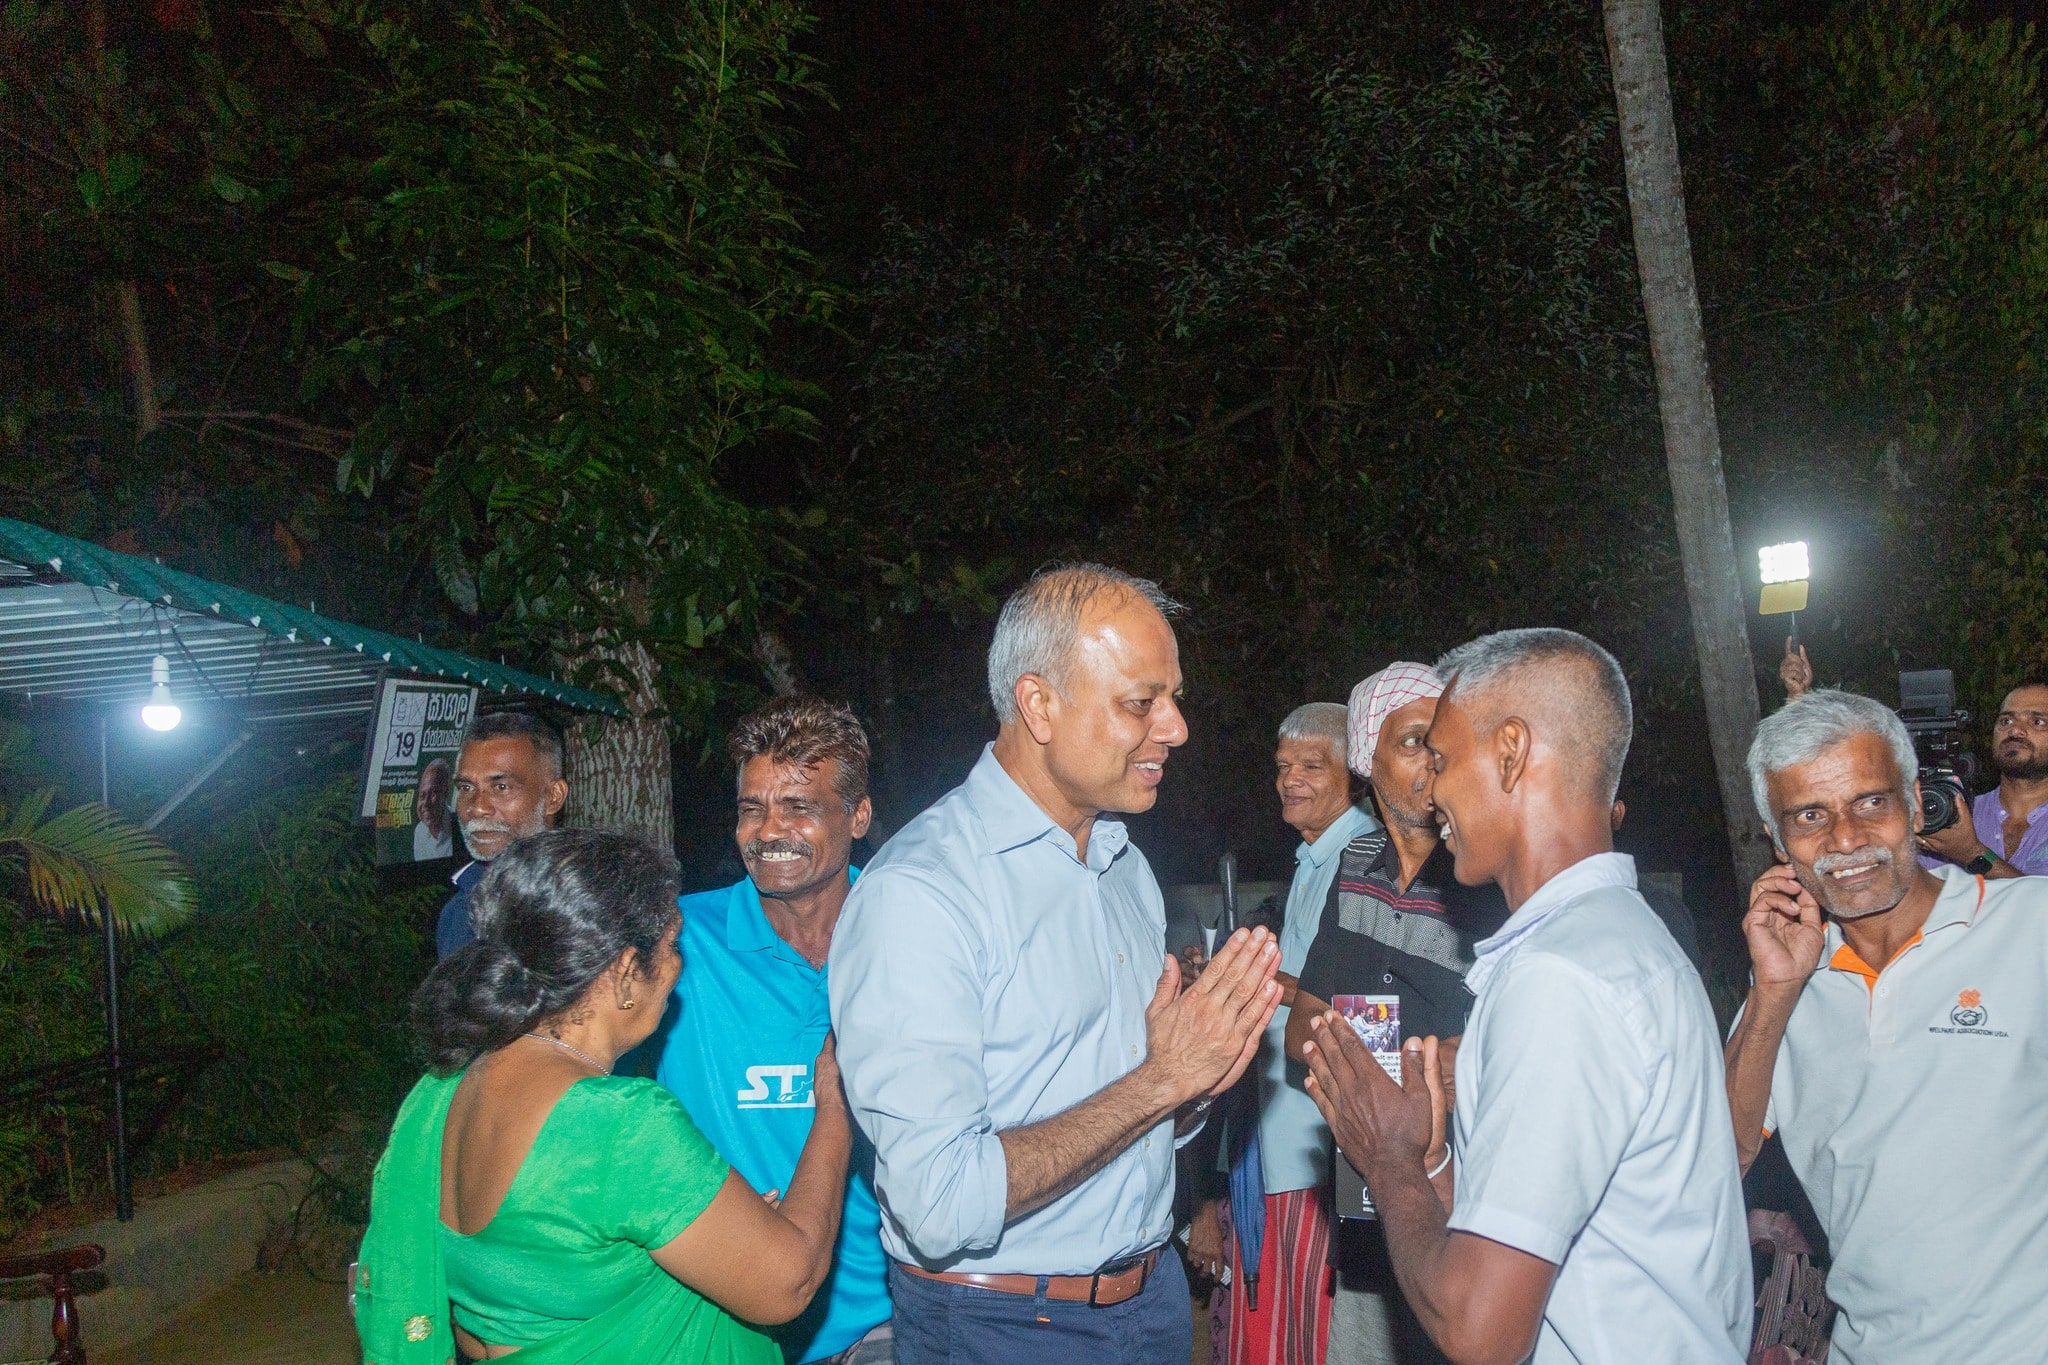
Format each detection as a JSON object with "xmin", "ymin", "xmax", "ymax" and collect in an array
[{"xmin": 1284, "ymin": 664, "xmax": 1508, "ymax": 1365}]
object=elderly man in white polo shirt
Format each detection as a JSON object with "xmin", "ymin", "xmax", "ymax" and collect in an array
[
  {"xmin": 1726, "ymin": 688, "xmax": 2048, "ymax": 1364},
  {"xmin": 1295, "ymin": 628, "xmax": 1749, "ymax": 1365}
]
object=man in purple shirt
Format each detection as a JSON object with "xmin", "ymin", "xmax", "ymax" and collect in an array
[{"xmin": 1920, "ymin": 680, "xmax": 2048, "ymax": 877}]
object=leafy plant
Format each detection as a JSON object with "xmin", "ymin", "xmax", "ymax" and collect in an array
[
  {"xmin": 0, "ymin": 790, "xmax": 194, "ymax": 937},
  {"xmin": 291, "ymin": 0, "xmax": 838, "ymax": 726},
  {"xmin": 0, "ymin": 763, "xmax": 435, "ymax": 1240}
]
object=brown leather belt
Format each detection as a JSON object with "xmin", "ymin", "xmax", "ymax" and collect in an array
[{"xmin": 898, "ymin": 1248, "xmax": 1161, "ymax": 1307}]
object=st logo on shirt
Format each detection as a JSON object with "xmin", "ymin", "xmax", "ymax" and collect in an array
[{"xmin": 737, "ymin": 1062, "xmax": 815, "ymax": 1109}]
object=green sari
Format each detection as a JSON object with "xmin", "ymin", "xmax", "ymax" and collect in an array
[{"xmin": 355, "ymin": 1070, "xmax": 779, "ymax": 1364}]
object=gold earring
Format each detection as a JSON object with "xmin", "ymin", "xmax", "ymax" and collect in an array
[{"xmin": 622, "ymin": 998, "xmax": 637, "ymax": 1011}]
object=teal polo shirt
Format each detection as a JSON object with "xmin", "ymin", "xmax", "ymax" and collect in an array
[{"xmin": 655, "ymin": 872, "xmax": 889, "ymax": 1361}]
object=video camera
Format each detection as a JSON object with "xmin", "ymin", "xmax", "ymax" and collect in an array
[{"xmin": 1898, "ymin": 670, "xmax": 1976, "ymax": 835}]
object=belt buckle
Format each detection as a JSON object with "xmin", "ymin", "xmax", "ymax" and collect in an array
[{"xmin": 1087, "ymin": 1253, "xmax": 1148, "ymax": 1307}]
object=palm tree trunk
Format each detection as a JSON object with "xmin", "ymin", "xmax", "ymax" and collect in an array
[{"xmin": 1603, "ymin": 0, "xmax": 1773, "ymax": 889}]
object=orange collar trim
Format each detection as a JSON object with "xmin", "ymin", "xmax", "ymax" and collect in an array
[{"xmin": 1827, "ymin": 930, "xmax": 1924, "ymax": 995}]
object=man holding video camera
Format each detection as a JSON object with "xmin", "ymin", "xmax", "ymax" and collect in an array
[{"xmin": 1918, "ymin": 680, "xmax": 2048, "ymax": 877}]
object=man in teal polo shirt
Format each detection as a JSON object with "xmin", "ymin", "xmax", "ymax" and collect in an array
[{"xmin": 656, "ymin": 696, "xmax": 892, "ymax": 1363}]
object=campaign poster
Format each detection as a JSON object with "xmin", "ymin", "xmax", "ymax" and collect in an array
[
  {"xmin": 358, "ymin": 677, "xmax": 478, "ymax": 867},
  {"xmin": 1330, "ymin": 994, "xmax": 1402, "ymax": 1220}
]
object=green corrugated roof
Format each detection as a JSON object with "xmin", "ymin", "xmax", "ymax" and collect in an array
[{"xmin": 0, "ymin": 518, "xmax": 628, "ymax": 717}]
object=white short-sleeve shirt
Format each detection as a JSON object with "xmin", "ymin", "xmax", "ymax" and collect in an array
[
  {"xmin": 1763, "ymin": 866, "xmax": 2048, "ymax": 1365},
  {"xmin": 1451, "ymin": 853, "xmax": 1749, "ymax": 1365}
]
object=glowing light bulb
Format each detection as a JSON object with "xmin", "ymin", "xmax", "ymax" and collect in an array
[{"xmin": 141, "ymin": 654, "xmax": 181, "ymax": 731}]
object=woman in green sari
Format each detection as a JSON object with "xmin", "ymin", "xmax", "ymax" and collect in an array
[{"xmin": 356, "ymin": 829, "xmax": 851, "ymax": 1364}]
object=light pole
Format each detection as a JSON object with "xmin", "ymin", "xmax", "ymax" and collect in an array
[{"xmin": 97, "ymin": 712, "xmax": 132, "ymax": 1223}]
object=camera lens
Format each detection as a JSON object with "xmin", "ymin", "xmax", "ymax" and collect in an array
[{"xmin": 1919, "ymin": 778, "xmax": 1962, "ymax": 835}]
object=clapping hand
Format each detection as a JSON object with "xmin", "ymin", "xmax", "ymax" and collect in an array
[
  {"xmin": 1145, "ymin": 925, "xmax": 1281, "ymax": 1104},
  {"xmin": 1301, "ymin": 1015, "xmax": 1438, "ymax": 1188}
]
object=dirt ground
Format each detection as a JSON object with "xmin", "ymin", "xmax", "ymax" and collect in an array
[{"xmin": 100, "ymin": 1267, "xmax": 358, "ymax": 1365}]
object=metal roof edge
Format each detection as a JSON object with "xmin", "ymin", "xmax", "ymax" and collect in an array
[{"xmin": 0, "ymin": 519, "xmax": 631, "ymax": 718}]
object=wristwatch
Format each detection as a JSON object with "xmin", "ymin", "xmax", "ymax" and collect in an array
[{"xmin": 1964, "ymin": 848, "xmax": 1998, "ymax": 875}]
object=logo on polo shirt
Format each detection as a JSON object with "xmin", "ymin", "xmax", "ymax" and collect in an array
[
  {"xmin": 1930, "ymin": 987, "xmax": 2009, "ymax": 1038},
  {"xmin": 737, "ymin": 1063, "xmax": 815, "ymax": 1110},
  {"xmin": 1951, "ymin": 989, "xmax": 1987, "ymax": 1029}
]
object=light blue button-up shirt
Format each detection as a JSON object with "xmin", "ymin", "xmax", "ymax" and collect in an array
[
  {"xmin": 1258, "ymin": 802, "xmax": 1375, "ymax": 1192},
  {"xmin": 828, "ymin": 745, "xmax": 1176, "ymax": 1274}
]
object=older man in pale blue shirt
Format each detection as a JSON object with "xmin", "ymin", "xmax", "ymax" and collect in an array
[
  {"xmin": 1205, "ymin": 702, "xmax": 1375, "ymax": 1362},
  {"xmin": 831, "ymin": 563, "xmax": 1282, "ymax": 1365},
  {"xmin": 834, "ymin": 745, "xmax": 1180, "ymax": 1270},
  {"xmin": 1263, "ymin": 706, "xmax": 1375, "ymax": 1192}
]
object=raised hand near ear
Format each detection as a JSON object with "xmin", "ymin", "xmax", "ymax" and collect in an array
[{"xmin": 1742, "ymin": 865, "xmax": 1824, "ymax": 991}]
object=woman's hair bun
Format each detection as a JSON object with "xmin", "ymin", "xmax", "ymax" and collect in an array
[{"xmin": 411, "ymin": 829, "xmax": 681, "ymax": 1073}]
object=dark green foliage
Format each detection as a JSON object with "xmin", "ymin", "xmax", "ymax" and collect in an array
[
  {"xmin": 1692, "ymin": 0, "xmax": 2048, "ymax": 720},
  {"xmin": 292, "ymin": 0, "xmax": 838, "ymax": 720},
  {"xmin": 0, "ymin": 772, "xmax": 437, "ymax": 1239},
  {"xmin": 0, "ymin": 0, "xmax": 445, "ymax": 645}
]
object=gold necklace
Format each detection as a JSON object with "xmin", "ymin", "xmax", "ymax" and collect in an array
[{"xmin": 520, "ymin": 1032, "xmax": 610, "ymax": 1075}]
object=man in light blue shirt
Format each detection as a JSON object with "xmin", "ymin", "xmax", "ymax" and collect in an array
[
  {"xmin": 656, "ymin": 696, "xmax": 892, "ymax": 1364},
  {"xmin": 1266, "ymin": 704, "xmax": 1375, "ymax": 1189},
  {"xmin": 830, "ymin": 563, "xmax": 1284, "ymax": 1365},
  {"xmin": 1206, "ymin": 702, "xmax": 1375, "ymax": 1361}
]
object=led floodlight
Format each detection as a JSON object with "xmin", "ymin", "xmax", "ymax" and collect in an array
[
  {"xmin": 1758, "ymin": 541, "xmax": 1809, "ymax": 586},
  {"xmin": 1757, "ymin": 541, "xmax": 1810, "ymax": 616}
]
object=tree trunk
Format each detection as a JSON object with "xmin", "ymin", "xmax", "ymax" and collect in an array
[
  {"xmin": 113, "ymin": 281, "xmax": 161, "ymax": 441},
  {"xmin": 562, "ymin": 638, "xmax": 675, "ymax": 853},
  {"xmin": 86, "ymin": 0, "xmax": 159, "ymax": 441},
  {"xmin": 1603, "ymin": 0, "xmax": 1773, "ymax": 890}
]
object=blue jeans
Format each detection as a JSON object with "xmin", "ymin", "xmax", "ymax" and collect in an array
[{"xmin": 889, "ymin": 1252, "xmax": 1191, "ymax": 1365}]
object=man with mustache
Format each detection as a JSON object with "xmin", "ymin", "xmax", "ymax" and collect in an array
[
  {"xmin": 1918, "ymin": 678, "xmax": 2048, "ymax": 876},
  {"xmin": 654, "ymin": 696, "xmax": 894, "ymax": 1364},
  {"xmin": 1726, "ymin": 688, "xmax": 2048, "ymax": 1364},
  {"xmin": 436, "ymin": 711, "xmax": 569, "ymax": 958},
  {"xmin": 1297, "ymin": 628, "xmax": 1749, "ymax": 1365},
  {"xmin": 830, "ymin": 563, "xmax": 1282, "ymax": 1365}
]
